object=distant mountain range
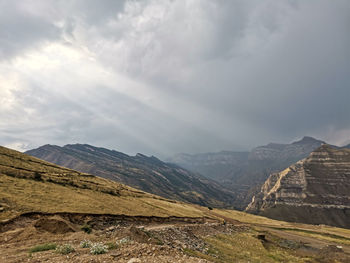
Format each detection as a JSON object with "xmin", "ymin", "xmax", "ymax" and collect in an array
[
  {"xmin": 246, "ymin": 145, "xmax": 350, "ymax": 229},
  {"xmin": 26, "ymin": 144, "xmax": 236, "ymax": 208},
  {"xmin": 168, "ymin": 136, "xmax": 328, "ymax": 209},
  {"xmin": 26, "ymin": 137, "xmax": 349, "ymax": 211}
]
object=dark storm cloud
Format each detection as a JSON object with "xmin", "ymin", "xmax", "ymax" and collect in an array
[
  {"xmin": 0, "ymin": 0, "xmax": 62, "ymax": 59},
  {"xmin": 0, "ymin": 0, "xmax": 349, "ymax": 155}
]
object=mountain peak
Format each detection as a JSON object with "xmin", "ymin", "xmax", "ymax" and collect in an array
[{"xmin": 292, "ymin": 136, "xmax": 324, "ymax": 145}]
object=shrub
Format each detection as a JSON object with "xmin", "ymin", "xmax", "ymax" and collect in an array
[
  {"xmin": 81, "ymin": 224, "xmax": 92, "ymax": 234},
  {"xmin": 56, "ymin": 244, "xmax": 75, "ymax": 255},
  {"xmin": 117, "ymin": 237, "xmax": 131, "ymax": 246},
  {"xmin": 90, "ymin": 242, "xmax": 108, "ymax": 255},
  {"xmin": 80, "ymin": 239, "xmax": 92, "ymax": 248},
  {"xmin": 33, "ymin": 172, "xmax": 42, "ymax": 181},
  {"xmin": 29, "ymin": 243, "xmax": 56, "ymax": 253},
  {"xmin": 106, "ymin": 242, "xmax": 118, "ymax": 250}
]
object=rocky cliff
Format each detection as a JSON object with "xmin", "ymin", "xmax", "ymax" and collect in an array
[
  {"xmin": 169, "ymin": 136, "xmax": 325, "ymax": 210},
  {"xmin": 246, "ymin": 145, "xmax": 350, "ymax": 228}
]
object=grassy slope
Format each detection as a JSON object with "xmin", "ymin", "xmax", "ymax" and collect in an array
[
  {"xmin": 2, "ymin": 145, "xmax": 350, "ymax": 262},
  {"xmin": 0, "ymin": 146, "xmax": 205, "ymax": 221},
  {"xmin": 188, "ymin": 232, "xmax": 306, "ymax": 263},
  {"xmin": 212, "ymin": 208, "xmax": 350, "ymax": 239}
]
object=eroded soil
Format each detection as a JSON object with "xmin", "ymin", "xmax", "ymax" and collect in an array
[{"xmin": 1, "ymin": 212, "xmax": 350, "ymax": 263}]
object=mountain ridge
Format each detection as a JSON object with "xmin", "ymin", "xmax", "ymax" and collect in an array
[{"xmin": 25, "ymin": 144, "xmax": 237, "ymax": 208}]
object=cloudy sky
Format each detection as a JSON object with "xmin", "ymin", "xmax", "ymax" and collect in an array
[{"xmin": 1, "ymin": 0, "xmax": 349, "ymax": 157}]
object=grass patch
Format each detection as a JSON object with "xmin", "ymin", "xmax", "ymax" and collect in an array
[
  {"xmin": 29, "ymin": 243, "xmax": 56, "ymax": 253},
  {"xmin": 90, "ymin": 242, "xmax": 108, "ymax": 255},
  {"xmin": 80, "ymin": 239, "xmax": 92, "ymax": 248},
  {"xmin": 273, "ymin": 227, "xmax": 350, "ymax": 240},
  {"xmin": 199, "ymin": 232, "xmax": 307, "ymax": 263},
  {"xmin": 56, "ymin": 244, "xmax": 75, "ymax": 255},
  {"xmin": 106, "ymin": 242, "xmax": 118, "ymax": 250},
  {"xmin": 275, "ymin": 228, "xmax": 350, "ymax": 246}
]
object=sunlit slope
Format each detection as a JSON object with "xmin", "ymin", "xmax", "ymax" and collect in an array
[
  {"xmin": 0, "ymin": 146, "xmax": 205, "ymax": 221},
  {"xmin": 210, "ymin": 208, "xmax": 350, "ymax": 245}
]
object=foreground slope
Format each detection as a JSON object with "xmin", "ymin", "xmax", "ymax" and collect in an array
[
  {"xmin": 26, "ymin": 144, "xmax": 236, "ymax": 208},
  {"xmin": 169, "ymin": 136, "xmax": 325, "ymax": 209},
  {"xmin": 246, "ymin": 145, "xmax": 350, "ymax": 228},
  {"xmin": 0, "ymin": 146, "xmax": 206, "ymax": 221},
  {"xmin": 1, "ymin": 146, "xmax": 350, "ymax": 262}
]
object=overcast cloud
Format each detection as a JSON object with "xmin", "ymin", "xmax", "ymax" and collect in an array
[{"xmin": 0, "ymin": 0, "xmax": 349, "ymax": 157}]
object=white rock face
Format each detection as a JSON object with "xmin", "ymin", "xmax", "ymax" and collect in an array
[{"xmin": 246, "ymin": 145, "xmax": 350, "ymax": 228}]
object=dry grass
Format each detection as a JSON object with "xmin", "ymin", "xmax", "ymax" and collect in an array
[
  {"xmin": 186, "ymin": 231, "xmax": 308, "ymax": 263},
  {"xmin": 210, "ymin": 208, "xmax": 350, "ymax": 248},
  {"xmin": 0, "ymin": 174, "xmax": 206, "ymax": 221},
  {"xmin": 282, "ymin": 229, "xmax": 350, "ymax": 246},
  {"xmin": 0, "ymin": 146, "xmax": 206, "ymax": 221},
  {"xmin": 211, "ymin": 208, "xmax": 291, "ymax": 226}
]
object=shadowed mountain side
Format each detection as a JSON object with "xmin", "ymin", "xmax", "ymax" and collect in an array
[
  {"xmin": 26, "ymin": 144, "xmax": 236, "ymax": 208},
  {"xmin": 246, "ymin": 145, "xmax": 350, "ymax": 229}
]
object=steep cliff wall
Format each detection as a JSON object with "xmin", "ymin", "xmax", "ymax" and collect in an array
[{"xmin": 246, "ymin": 145, "xmax": 350, "ymax": 228}]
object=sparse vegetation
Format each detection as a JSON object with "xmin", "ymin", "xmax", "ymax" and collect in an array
[
  {"xmin": 117, "ymin": 237, "xmax": 132, "ymax": 246},
  {"xmin": 56, "ymin": 244, "xmax": 75, "ymax": 254},
  {"xmin": 33, "ymin": 172, "xmax": 42, "ymax": 181},
  {"xmin": 80, "ymin": 239, "xmax": 92, "ymax": 248},
  {"xmin": 106, "ymin": 242, "xmax": 118, "ymax": 250},
  {"xmin": 195, "ymin": 233, "xmax": 305, "ymax": 263},
  {"xmin": 90, "ymin": 242, "xmax": 108, "ymax": 255},
  {"xmin": 28, "ymin": 243, "xmax": 56, "ymax": 253}
]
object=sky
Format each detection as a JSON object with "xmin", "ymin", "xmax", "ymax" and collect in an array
[{"xmin": 1, "ymin": 0, "xmax": 350, "ymax": 157}]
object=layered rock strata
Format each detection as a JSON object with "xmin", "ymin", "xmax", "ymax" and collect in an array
[{"xmin": 246, "ymin": 145, "xmax": 350, "ymax": 228}]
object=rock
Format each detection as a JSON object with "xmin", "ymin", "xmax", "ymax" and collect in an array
[
  {"xmin": 246, "ymin": 145, "xmax": 350, "ymax": 228},
  {"xmin": 106, "ymin": 226, "xmax": 116, "ymax": 232},
  {"xmin": 110, "ymin": 252, "xmax": 122, "ymax": 259},
  {"xmin": 34, "ymin": 217, "xmax": 76, "ymax": 234},
  {"xmin": 127, "ymin": 258, "xmax": 141, "ymax": 263}
]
